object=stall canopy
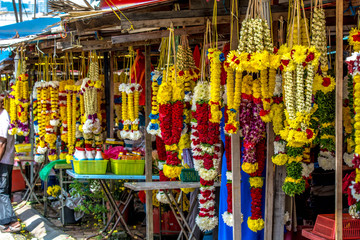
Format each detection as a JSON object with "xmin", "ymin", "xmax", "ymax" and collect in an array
[{"xmin": 0, "ymin": 17, "xmax": 61, "ymax": 39}]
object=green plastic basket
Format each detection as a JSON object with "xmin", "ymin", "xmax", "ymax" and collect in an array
[
  {"xmin": 180, "ymin": 168, "xmax": 200, "ymax": 182},
  {"xmin": 110, "ymin": 159, "xmax": 145, "ymax": 175},
  {"xmin": 73, "ymin": 160, "xmax": 108, "ymax": 175}
]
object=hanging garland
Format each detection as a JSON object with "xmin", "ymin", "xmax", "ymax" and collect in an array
[
  {"xmin": 159, "ymin": 66, "xmax": 184, "ymax": 179},
  {"xmin": 9, "ymin": 55, "xmax": 30, "ymax": 139},
  {"xmin": 192, "ymin": 81, "xmax": 218, "ymax": 231},
  {"xmin": 344, "ymin": 75, "xmax": 355, "ymax": 167},
  {"xmin": 147, "ymin": 71, "xmax": 162, "ymax": 136}
]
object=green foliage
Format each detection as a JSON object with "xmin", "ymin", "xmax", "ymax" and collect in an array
[
  {"xmin": 286, "ymin": 146, "xmax": 304, "ymax": 157},
  {"xmin": 282, "ymin": 180, "xmax": 306, "ymax": 197},
  {"xmin": 70, "ymin": 180, "xmax": 107, "ymax": 220},
  {"xmin": 286, "ymin": 162, "xmax": 303, "ymax": 179}
]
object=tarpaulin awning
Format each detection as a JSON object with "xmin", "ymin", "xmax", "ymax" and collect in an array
[{"xmin": 0, "ymin": 17, "xmax": 61, "ymax": 40}]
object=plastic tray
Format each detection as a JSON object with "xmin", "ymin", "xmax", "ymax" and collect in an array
[
  {"xmin": 15, "ymin": 143, "xmax": 31, "ymax": 153},
  {"xmin": 72, "ymin": 160, "xmax": 108, "ymax": 175},
  {"xmin": 110, "ymin": 159, "xmax": 145, "ymax": 175}
]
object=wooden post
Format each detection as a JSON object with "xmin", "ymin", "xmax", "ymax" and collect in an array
[
  {"xmin": 109, "ymin": 52, "xmax": 115, "ymax": 138},
  {"xmin": 230, "ymin": 0, "xmax": 241, "ymax": 238},
  {"xmin": 273, "ymin": 166, "xmax": 286, "ymax": 240},
  {"xmin": 12, "ymin": 0, "xmax": 19, "ymax": 23},
  {"xmin": 335, "ymin": 0, "xmax": 343, "ymax": 239},
  {"xmin": 104, "ymin": 52, "xmax": 111, "ymax": 138},
  {"xmin": 18, "ymin": 0, "xmax": 22, "ymax": 22},
  {"xmin": 144, "ymin": 45, "xmax": 154, "ymax": 240},
  {"xmin": 264, "ymin": 123, "xmax": 275, "ymax": 239}
]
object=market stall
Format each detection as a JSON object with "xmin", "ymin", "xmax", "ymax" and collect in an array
[{"xmin": 0, "ymin": 0, "xmax": 359, "ymax": 239}]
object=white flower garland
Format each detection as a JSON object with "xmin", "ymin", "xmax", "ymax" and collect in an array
[
  {"xmin": 301, "ymin": 163, "xmax": 314, "ymax": 178},
  {"xmin": 344, "ymin": 152, "xmax": 354, "ymax": 167},
  {"xmin": 318, "ymin": 150, "xmax": 335, "ymax": 170}
]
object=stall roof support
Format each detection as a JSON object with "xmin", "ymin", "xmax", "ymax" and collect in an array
[
  {"xmin": 335, "ymin": 0, "xmax": 343, "ymax": 239},
  {"xmin": 144, "ymin": 44, "xmax": 154, "ymax": 240}
]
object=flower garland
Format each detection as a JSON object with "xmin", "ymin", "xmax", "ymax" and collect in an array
[
  {"xmin": 191, "ymin": 81, "xmax": 219, "ymax": 231},
  {"xmin": 224, "ymin": 63, "xmax": 242, "ymax": 134},
  {"xmin": 312, "ymin": 75, "xmax": 336, "ymax": 170},
  {"xmin": 222, "ymin": 107, "xmax": 234, "ymax": 226},
  {"xmin": 147, "ymin": 71, "xmax": 161, "ymax": 136},
  {"xmin": 349, "ymin": 28, "xmax": 360, "ymax": 52},
  {"xmin": 46, "ymin": 81, "xmax": 60, "ymax": 161},
  {"xmin": 80, "ymin": 55, "xmax": 102, "ymax": 146},
  {"xmin": 346, "ymin": 51, "xmax": 360, "ymax": 213},
  {"xmin": 159, "ymin": 67, "xmax": 184, "ymax": 179},
  {"xmin": 155, "ymin": 136, "xmax": 170, "ymax": 204},
  {"xmin": 344, "ymin": 75, "xmax": 355, "ymax": 167},
  {"xmin": 9, "ymin": 59, "xmax": 30, "ymax": 139},
  {"xmin": 279, "ymin": 45, "xmax": 319, "ymax": 148}
]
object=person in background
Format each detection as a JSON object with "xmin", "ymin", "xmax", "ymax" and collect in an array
[{"xmin": 0, "ymin": 96, "xmax": 20, "ymax": 233}]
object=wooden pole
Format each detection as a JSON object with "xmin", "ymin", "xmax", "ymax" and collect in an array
[
  {"xmin": 335, "ymin": 0, "xmax": 343, "ymax": 239},
  {"xmin": 230, "ymin": 0, "xmax": 241, "ymax": 238},
  {"xmin": 144, "ymin": 45, "xmax": 154, "ymax": 240},
  {"xmin": 104, "ymin": 52, "xmax": 111, "ymax": 138},
  {"xmin": 18, "ymin": 0, "xmax": 22, "ymax": 22},
  {"xmin": 33, "ymin": 0, "xmax": 36, "ymax": 19},
  {"xmin": 264, "ymin": 123, "xmax": 275, "ymax": 239},
  {"xmin": 109, "ymin": 52, "xmax": 115, "ymax": 138},
  {"xmin": 12, "ymin": 0, "xmax": 19, "ymax": 23}
]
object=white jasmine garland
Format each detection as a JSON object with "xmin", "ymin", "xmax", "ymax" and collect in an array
[
  {"xmin": 349, "ymin": 204, "xmax": 360, "ymax": 219},
  {"xmin": 157, "ymin": 161, "xmax": 165, "ymax": 170},
  {"xmin": 156, "ymin": 191, "xmax": 170, "ymax": 204},
  {"xmin": 200, "ymin": 144, "xmax": 214, "ymax": 154},
  {"xmin": 198, "ymin": 168, "xmax": 218, "ymax": 181},
  {"xmin": 344, "ymin": 152, "xmax": 354, "ymax": 167},
  {"xmin": 34, "ymin": 154, "xmax": 45, "ymax": 163},
  {"xmin": 194, "ymin": 160, "xmax": 204, "ymax": 171},
  {"xmin": 318, "ymin": 150, "xmax": 335, "ymax": 170},
  {"xmin": 37, "ymin": 146, "xmax": 48, "ymax": 155},
  {"xmin": 274, "ymin": 141, "xmax": 286, "ymax": 154},
  {"xmin": 226, "ymin": 171, "xmax": 233, "ymax": 181},
  {"xmin": 350, "ymin": 182, "xmax": 360, "ymax": 201},
  {"xmin": 301, "ymin": 163, "xmax": 314, "ymax": 178},
  {"xmin": 195, "ymin": 216, "xmax": 218, "ymax": 232}
]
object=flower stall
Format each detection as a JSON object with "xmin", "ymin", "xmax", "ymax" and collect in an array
[{"xmin": 0, "ymin": 0, "xmax": 356, "ymax": 239}]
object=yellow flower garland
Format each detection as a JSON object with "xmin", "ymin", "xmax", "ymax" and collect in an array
[{"xmin": 208, "ymin": 48, "xmax": 222, "ymax": 124}]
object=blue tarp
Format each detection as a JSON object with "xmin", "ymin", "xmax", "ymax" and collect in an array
[
  {"xmin": 0, "ymin": 17, "xmax": 61, "ymax": 39},
  {"xmin": 218, "ymin": 107, "xmax": 266, "ymax": 240}
]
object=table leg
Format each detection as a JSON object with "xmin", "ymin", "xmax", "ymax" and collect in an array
[
  {"xmin": 168, "ymin": 191, "xmax": 192, "ymax": 233},
  {"xmin": 163, "ymin": 190, "xmax": 189, "ymax": 240},
  {"xmin": 19, "ymin": 162, "xmax": 41, "ymax": 204},
  {"xmin": 25, "ymin": 162, "xmax": 44, "ymax": 204},
  {"xmin": 99, "ymin": 180, "xmax": 135, "ymax": 238},
  {"xmin": 177, "ymin": 189, "xmax": 198, "ymax": 240},
  {"xmin": 60, "ymin": 169, "xmax": 64, "ymax": 225}
]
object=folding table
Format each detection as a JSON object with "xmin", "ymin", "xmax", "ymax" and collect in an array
[
  {"xmin": 124, "ymin": 181, "xmax": 221, "ymax": 240},
  {"xmin": 15, "ymin": 157, "xmax": 43, "ymax": 204},
  {"xmin": 66, "ymin": 170, "xmax": 159, "ymax": 239}
]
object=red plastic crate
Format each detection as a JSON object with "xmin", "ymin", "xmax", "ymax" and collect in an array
[{"xmin": 302, "ymin": 214, "xmax": 360, "ymax": 239}]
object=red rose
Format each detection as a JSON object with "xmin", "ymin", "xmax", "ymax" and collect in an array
[
  {"xmin": 322, "ymin": 77, "xmax": 331, "ymax": 87},
  {"xmin": 179, "ymin": 70, "xmax": 184, "ymax": 76},
  {"xmin": 305, "ymin": 52, "xmax": 315, "ymax": 62},
  {"xmin": 281, "ymin": 59, "xmax": 290, "ymax": 66},
  {"xmin": 306, "ymin": 129, "xmax": 314, "ymax": 139},
  {"xmin": 259, "ymin": 109, "xmax": 270, "ymax": 117},
  {"xmin": 352, "ymin": 32, "xmax": 360, "ymax": 42}
]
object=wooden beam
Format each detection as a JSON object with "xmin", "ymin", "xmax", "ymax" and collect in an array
[
  {"xmin": 230, "ymin": 0, "xmax": 241, "ymax": 238},
  {"xmin": 144, "ymin": 45, "xmax": 153, "ymax": 240},
  {"xmin": 335, "ymin": 0, "xmax": 343, "ymax": 239},
  {"xmin": 273, "ymin": 166, "xmax": 286, "ymax": 239},
  {"xmin": 112, "ymin": 26, "xmax": 206, "ymax": 44},
  {"xmin": 264, "ymin": 123, "xmax": 275, "ymax": 240}
]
